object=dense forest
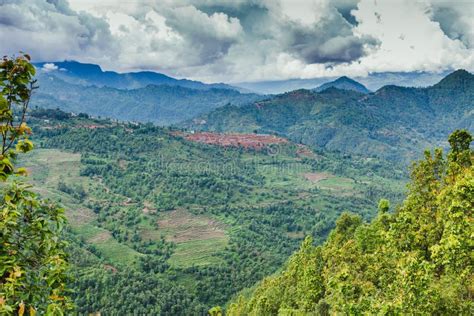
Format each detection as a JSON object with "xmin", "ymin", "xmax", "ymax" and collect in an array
[
  {"xmin": 18, "ymin": 107, "xmax": 405, "ymax": 314},
  {"xmin": 31, "ymin": 69, "xmax": 262, "ymax": 125},
  {"xmin": 226, "ymin": 130, "xmax": 473, "ymax": 315},
  {"xmin": 185, "ymin": 70, "xmax": 474, "ymax": 163}
]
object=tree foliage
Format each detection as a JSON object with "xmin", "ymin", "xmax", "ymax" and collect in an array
[
  {"xmin": 0, "ymin": 54, "xmax": 71, "ymax": 315},
  {"xmin": 25, "ymin": 108, "xmax": 405, "ymax": 313},
  {"xmin": 227, "ymin": 130, "xmax": 473, "ymax": 315}
]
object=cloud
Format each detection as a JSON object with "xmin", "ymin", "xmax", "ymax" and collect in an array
[
  {"xmin": 285, "ymin": 9, "xmax": 379, "ymax": 64},
  {"xmin": 0, "ymin": 0, "xmax": 116, "ymax": 62},
  {"xmin": 164, "ymin": 5, "xmax": 243, "ymax": 65},
  {"xmin": 347, "ymin": 0, "xmax": 474, "ymax": 74},
  {"xmin": 429, "ymin": 0, "xmax": 474, "ymax": 49},
  {"xmin": 42, "ymin": 63, "xmax": 58, "ymax": 72},
  {"xmin": 0, "ymin": 0, "xmax": 473, "ymax": 82}
]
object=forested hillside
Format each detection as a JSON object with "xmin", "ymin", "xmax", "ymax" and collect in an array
[
  {"xmin": 31, "ymin": 74, "xmax": 262, "ymax": 125},
  {"xmin": 20, "ymin": 108, "xmax": 406, "ymax": 314},
  {"xmin": 227, "ymin": 130, "xmax": 473, "ymax": 315},
  {"xmin": 185, "ymin": 70, "xmax": 474, "ymax": 163}
]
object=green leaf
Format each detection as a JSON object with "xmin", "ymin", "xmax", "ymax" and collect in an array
[{"xmin": 16, "ymin": 139, "xmax": 34, "ymax": 153}]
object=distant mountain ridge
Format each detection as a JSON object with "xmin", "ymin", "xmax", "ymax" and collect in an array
[
  {"xmin": 32, "ymin": 73, "xmax": 263, "ymax": 125},
  {"xmin": 34, "ymin": 61, "xmax": 242, "ymax": 91},
  {"xmin": 234, "ymin": 71, "xmax": 452, "ymax": 94},
  {"xmin": 183, "ymin": 70, "xmax": 474, "ymax": 162},
  {"xmin": 314, "ymin": 76, "xmax": 370, "ymax": 93}
]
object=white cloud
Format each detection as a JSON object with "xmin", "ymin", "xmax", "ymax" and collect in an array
[
  {"xmin": 348, "ymin": 0, "xmax": 474, "ymax": 73},
  {"xmin": 1, "ymin": 0, "xmax": 473, "ymax": 82},
  {"xmin": 42, "ymin": 63, "xmax": 59, "ymax": 72}
]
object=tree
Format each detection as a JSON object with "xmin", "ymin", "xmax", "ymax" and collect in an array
[
  {"xmin": 227, "ymin": 130, "xmax": 473, "ymax": 315},
  {"xmin": 0, "ymin": 54, "xmax": 72, "ymax": 315}
]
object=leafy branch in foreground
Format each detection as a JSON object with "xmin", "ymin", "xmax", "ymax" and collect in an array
[
  {"xmin": 0, "ymin": 54, "xmax": 36, "ymax": 179},
  {"xmin": 0, "ymin": 54, "xmax": 72, "ymax": 315}
]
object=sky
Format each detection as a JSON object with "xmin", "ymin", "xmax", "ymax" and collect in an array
[{"xmin": 0, "ymin": 0, "xmax": 473, "ymax": 83}]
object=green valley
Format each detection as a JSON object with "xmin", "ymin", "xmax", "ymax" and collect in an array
[
  {"xmin": 2, "ymin": 7, "xmax": 474, "ymax": 311},
  {"xmin": 16, "ymin": 108, "xmax": 407, "ymax": 314}
]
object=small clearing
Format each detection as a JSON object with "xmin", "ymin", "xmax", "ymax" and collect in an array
[
  {"xmin": 157, "ymin": 209, "xmax": 226, "ymax": 243},
  {"xmin": 87, "ymin": 231, "xmax": 112, "ymax": 243},
  {"xmin": 184, "ymin": 132, "xmax": 288, "ymax": 150},
  {"xmin": 303, "ymin": 172, "xmax": 332, "ymax": 182}
]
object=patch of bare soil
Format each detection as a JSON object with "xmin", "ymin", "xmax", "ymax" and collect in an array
[
  {"xmin": 104, "ymin": 264, "xmax": 118, "ymax": 273},
  {"xmin": 142, "ymin": 201, "xmax": 157, "ymax": 214},
  {"xmin": 184, "ymin": 132, "xmax": 288, "ymax": 150}
]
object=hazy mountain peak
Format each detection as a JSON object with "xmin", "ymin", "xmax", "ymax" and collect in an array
[
  {"xmin": 335, "ymin": 76, "xmax": 352, "ymax": 81},
  {"xmin": 35, "ymin": 60, "xmax": 103, "ymax": 76},
  {"xmin": 33, "ymin": 60, "xmax": 241, "ymax": 92},
  {"xmin": 314, "ymin": 76, "xmax": 370, "ymax": 94}
]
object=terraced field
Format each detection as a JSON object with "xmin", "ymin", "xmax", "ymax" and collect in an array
[
  {"xmin": 21, "ymin": 112, "xmax": 407, "ymax": 312},
  {"xmin": 20, "ymin": 149, "xmax": 231, "ymax": 268},
  {"xmin": 20, "ymin": 149, "xmax": 143, "ymax": 265}
]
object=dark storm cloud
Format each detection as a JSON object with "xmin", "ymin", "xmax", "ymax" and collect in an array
[
  {"xmin": 0, "ymin": 0, "xmax": 374, "ymax": 73},
  {"xmin": 430, "ymin": 3, "xmax": 474, "ymax": 48},
  {"xmin": 0, "ymin": 0, "xmax": 116, "ymax": 61},
  {"xmin": 176, "ymin": 0, "xmax": 376, "ymax": 65},
  {"xmin": 286, "ymin": 12, "xmax": 378, "ymax": 64},
  {"xmin": 332, "ymin": 0, "xmax": 360, "ymax": 25},
  {"xmin": 291, "ymin": 32, "xmax": 378, "ymax": 63},
  {"xmin": 45, "ymin": 0, "xmax": 75, "ymax": 14},
  {"xmin": 162, "ymin": 5, "xmax": 243, "ymax": 65}
]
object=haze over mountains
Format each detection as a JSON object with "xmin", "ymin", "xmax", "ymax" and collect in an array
[
  {"xmin": 186, "ymin": 69, "xmax": 474, "ymax": 163},
  {"xmin": 314, "ymin": 76, "xmax": 371, "ymax": 94},
  {"xmin": 35, "ymin": 61, "xmax": 450, "ymax": 95},
  {"xmin": 33, "ymin": 62, "xmax": 263, "ymax": 125},
  {"xmin": 31, "ymin": 61, "xmax": 473, "ymax": 162},
  {"xmin": 235, "ymin": 71, "xmax": 451, "ymax": 94},
  {"xmin": 34, "ymin": 61, "xmax": 240, "ymax": 91}
]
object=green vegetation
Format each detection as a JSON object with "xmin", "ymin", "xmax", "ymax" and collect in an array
[
  {"xmin": 32, "ymin": 72, "xmax": 262, "ymax": 125},
  {"xmin": 227, "ymin": 130, "xmax": 473, "ymax": 315},
  {"xmin": 20, "ymin": 107, "xmax": 406, "ymax": 314},
  {"xmin": 0, "ymin": 54, "xmax": 71, "ymax": 315},
  {"xmin": 185, "ymin": 70, "xmax": 474, "ymax": 163},
  {"xmin": 6, "ymin": 55, "xmax": 471, "ymax": 314}
]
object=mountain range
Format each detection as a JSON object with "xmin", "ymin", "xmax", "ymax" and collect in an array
[
  {"xmin": 184, "ymin": 70, "xmax": 474, "ymax": 163},
  {"xmin": 31, "ymin": 61, "xmax": 473, "ymax": 162},
  {"xmin": 34, "ymin": 61, "xmax": 242, "ymax": 91},
  {"xmin": 31, "ymin": 65, "xmax": 263, "ymax": 125},
  {"xmin": 235, "ymin": 71, "xmax": 451, "ymax": 94}
]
